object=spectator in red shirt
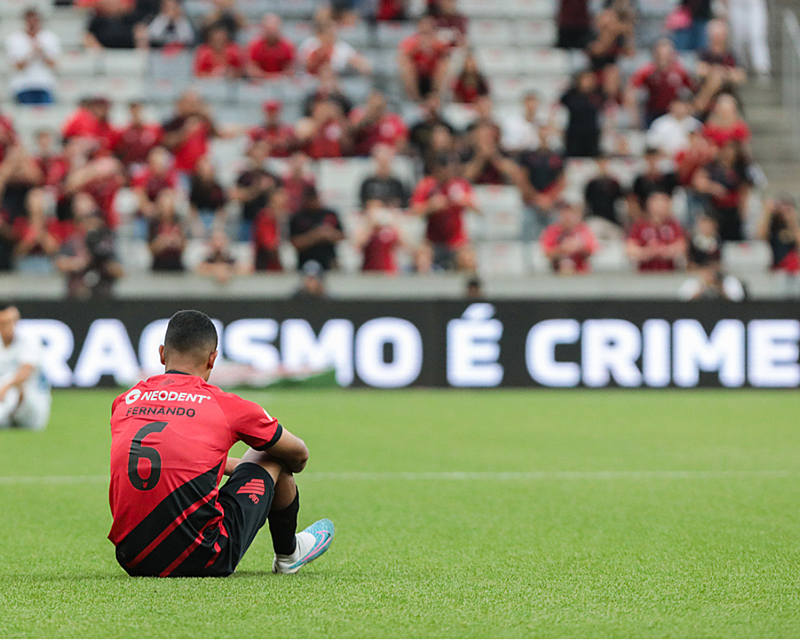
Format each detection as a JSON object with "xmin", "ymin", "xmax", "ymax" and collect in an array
[
  {"xmin": 249, "ymin": 100, "xmax": 296, "ymax": 158},
  {"xmin": 540, "ymin": 200, "xmax": 599, "ymax": 274},
  {"xmin": 62, "ymin": 96, "xmax": 118, "ymax": 152},
  {"xmin": 161, "ymin": 91, "xmax": 220, "ymax": 174},
  {"xmin": 148, "ymin": 189, "xmax": 186, "ymax": 271},
  {"xmin": 0, "ymin": 112, "xmax": 18, "ymax": 165},
  {"xmin": 701, "ymin": 93, "xmax": 751, "ymax": 151},
  {"xmin": 114, "ymin": 101, "xmax": 163, "ymax": 169},
  {"xmin": 33, "ymin": 129, "xmax": 57, "ymax": 179},
  {"xmin": 246, "ymin": 14, "xmax": 296, "ymax": 78},
  {"xmin": 64, "ymin": 154, "xmax": 125, "ymax": 229},
  {"xmin": 410, "ymin": 153, "xmax": 477, "ymax": 272},
  {"xmin": 132, "ymin": 145, "xmax": 178, "ymax": 234},
  {"xmin": 461, "ymin": 122, "xmax": 521, "ymax": 185},
  {"xmin": 194, "ymin": 25, "xmax": 244, "ymax": 78},
  {"xmin": 350, "ymin": 91, "xmax": 409, "ymax": 156},
  {"xmin": 627, "ymin": 39, "xmax": 695, "ymax": 127},
  {"xmin": 452, "ymin": 52, "xmax": 490, "ymax": 105},
  {"xmin": 357, "ymin": 202, "xmax": 404, "ymax": 274},
  {"xmin": 433, "ymin": 0, "xmax": 468, "ymax": 48},
  {"xmin": 252, "ymin": 186, "xmax": 290, "ymax": 272},
  {"xmin": 295, "ymin": 99, "xmax": 352, "ymax": 159},
  {"xmin": 399, "ymin": 15, "xmax": 450, "ymax": 101},
  {"xmin": 626, "ymin": 191, "xmax": 687, "ymax": 271},
  {"xmin": 675, "ymin": 130, "xmax": 716, "ymax": 225},
  {"xmin": 188, "ymin": 155, "xmax": 227, "ymax": 236},
  {"xmin": 556, "ymin": 0, "xmax": 592, "ymax": 49}
]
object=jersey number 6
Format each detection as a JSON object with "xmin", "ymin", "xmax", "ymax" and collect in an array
[{"xmin": 128, "ymin": 421, "xmax": 168, "ymax": 491}]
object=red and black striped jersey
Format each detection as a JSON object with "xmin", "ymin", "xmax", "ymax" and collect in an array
[{"xmin": 108, "ymin": 372, "xmax": 282, "ymax": 576}]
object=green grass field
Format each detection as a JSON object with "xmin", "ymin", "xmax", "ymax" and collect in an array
[{"xmin": 2, "ymin": 388, "xmax": 800, "ymax": 638}]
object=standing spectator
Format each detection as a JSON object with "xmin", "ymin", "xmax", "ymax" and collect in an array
[
  {"xmin": 556, "ymin": 0, "xmax": 592, "ymax": 49},
  {"xmin": 675, "ymin": 129, "xmax": 716, "ymax": 225},
  {"xmin": 516, "ymin": 127, "xmax": 566, "ymax": 241},
  {"xmin": 359, "ymin": 144, "xmax": 409, "ymax": 210},
  {"xmin": 114, "ymin": 101, "xmax": 163, "ymax": 169},
  {"xmin": 626, "ymin": 191, "xmax": 687, "ymax": 271},
  {"xmin": 298, "ymin": 22, "xmax": 371, "ymax": 76},
  {"xmin": 434, "ymin": 0, "xmax": 469, "ymax": 49},
  {"xmin": 410, "ymin": 154, "xmax": 477, "ymax": 272},
  {"xmin": 246, "ymin": 14, "xmax": 296, "ymax": 78},
  {"xmin": 302, "ymin": 65, "xmax": 354, "ymax": 118},
  {"xmin": 230, "ymin": 140, "xmax": 279, "ymax": 241},
  {"xmin": 586, "ymin": 8, "xmax": 635, "ymax": 74},
  {"xmin": 34, "ymin": 130, "xmax": 58, "ymax": 179},
  {"xmin": 132, "ymin": 146, "xmax": 178, "ymax": 235},
  {"xmin": 196, "ymin": 229, "xmax": 243, "ymax": 283},
  {"xmin": 671, "ymin": 0, "xmax": 713, "ymax": 52},
  {"xmin": 6, "ymin": 8, "xmax": 60, "ymax": 105},
  {"xmin": 295, "ymin": 99, "xmax": 352, "ymax": 160},
  {"xmin": 350, "ymin": 91, "xmax": 409, "ymax": 156},
  {"xmin": 628, "ymin": 147, "xmax": 679, "ymax": 219},
  {"xmin": 56, "ymin": 193, "xmax": 123, "ymax": 299},
  {"xmin": 540, "ymin": 200, "xmax": 599, "ymax": 275},
  {"xmin": 357, "ymin": 203, "xmax": 404, "ymax": 274},
  {"xmin": 757, "ymin": 197, "xmax": 800, "ymax": 275},
  {"xmin": 584, "ymin": 155, "xmax": 626, "ymax": 230},
  {"xmin": 452, "ymin": 53, "xmax": 490, "ymax": 105},
  {"xmin": 0, "ymin": 112, "xmax": 18, "ymax": 166},
  {"xmin": 560, "ymin": 70, "xmax": 605, "ymax": 158},
  {"xmin": 701, "ymin": 93, "xmax": 751, "ymax": 150},
  {"xmin": 727, "ymin": 0, "xmax": 771, "ymax": 79},
  {"xmin": 189, "ymin": 156, "xmax": 227, "ymax": 235},
  {"xmin": 680, "ymin": 215, "xmax": 744, "ymax": 300},
  {"xmin": 290, "ymin": 185, "xmax": 344, "ymax": 271},
  {"xmin": 249, "ymin": 100, "xmax": 296, "ymax": 158},
  {"xmin": 199, "ymin": 0, "xmax": 247, "ymax": 42},
  {"xmin": 282, "ymin": 152, "xmax": 316, "ymax": 214},
  {"xmin": 148, "ymin": 189, "xmax": 186, "ymax": 271},
  {"xmin": 84, "ymin": 0, "xmax": 149, "ymax": 50},
  {"xmin": 376, "ymin": 0, "xmax": 408, "ymax": 21},
  {"xmin": 161, "ymin": 91, "xmax": 220, "ymax": 175},
  {"xmin": 253, "ymin": 187, "xmax": 290, "ymax": 272},
  {"xmin": 63, "ymin": 155, "xmax": 125, "ymax": 229},
  {"xmin": 693, "ymin": 140, "xmax": 751, "ymax": 241},
  {"xmin": 399, "ymin": 15, "xmax": 450, "ymax": 101},
  {"xmin": 61, "ymin": 97, "xmax": 118, "ymax": 152},
  {"xmin": 193, "ymin": 25, "xmax": 244, "ymax": 78},
  {"xmin": 501, "ymin": 92, "xmax": 544, "ymax": 154},
  {"xmin": 628, "ymin": 39, "xmax": 695, "ymax": 128},
  {"xmin": 646, "ymin": 94, "xmax": 701, "ymax": 157},
  {"xmin": 146, "ymin": 0, "xmax": 195, "ymax": 50},
  {"xmin": 408, "ymin": 94, "xmax": 455, "ymax": 159},
  {"xmin": 694, "ymin": 20, "xmax": 746, "ymax": 112},
  {"xmin": 461, "ymin": 123, "xmax": 520, "ymax": 185}
]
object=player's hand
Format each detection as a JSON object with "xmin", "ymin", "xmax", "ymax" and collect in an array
[
  {"xmin": 0, "ymin": 385, "xmax": 8, "ymax": 402},
  {"xmin": 224, "ymin": 457, "xmax": 241, "ymax": 476}
]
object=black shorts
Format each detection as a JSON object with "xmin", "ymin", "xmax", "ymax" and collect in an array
[{"xmin": 197, "ymin": 463, "xmax": 275, "ymax": 577}]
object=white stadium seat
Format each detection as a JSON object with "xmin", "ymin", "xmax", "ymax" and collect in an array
[
  {"xmin": 476, "ymin": 241, "xmax": 526, "ymax": 277},
  {"xmin": 520, "ymin": 49, "xmax": 571, "ymax": 76},
  {"xmin": 473, "ymin": 186, "xmax": 524, "ymax": 241},
  {"xmin": 468, "ymin": 20, "xmax": 515, "ymax": 46},
  {"xmin": 377, "ymin": 23, "xmax": 415, "ymax": 48},
  {"xmin": 513, "ymin": 20, "xmax": 556, "ymax": 47},
  {"xmin": 476, "ymin": 48, "xmax": 521, "ymax": 75},
  {"xmin": 722, "ymin": 242, "xmax": 773, "ymax": 273}
]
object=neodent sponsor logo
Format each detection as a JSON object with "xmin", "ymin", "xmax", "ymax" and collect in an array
[
  {"xmin": 139, "ymin": 390, "xmax": 212, "ymax": 403},
  {"xmin": 125, "ymin": 389, "xmax": 141, "ymax": 404}
]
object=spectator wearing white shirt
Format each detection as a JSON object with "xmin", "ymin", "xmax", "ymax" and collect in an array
[
  {"xmin": 501, "ymin": 92, "xmax": 545, "ymax": 154},
  {"xmin": 147, "ymin": 0, "xmax": 196, "ymax": 50},
  {"xmin": 298, "ymin": 22, "xmax": 371, "ymax": 76},
  {"xmin": 6, "ymin": 9, "xmax": 60, "ymax": 105},
  {"xmin": 646, "ymin": 95, "xmax": 701, "ymax": 157}
]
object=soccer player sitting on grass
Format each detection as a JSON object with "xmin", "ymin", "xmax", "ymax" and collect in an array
[{"xmin": 108, "ymin": 310, "xmax": 334, "ymax": 577}]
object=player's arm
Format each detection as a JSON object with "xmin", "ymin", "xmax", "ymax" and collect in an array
[
  {"xmin": 266, "ymin": 427, "xmax": 309, "ymax": 473},
  {"xmin": 0, "ymin": 363, "xmax": 33, "ymax": 400}
]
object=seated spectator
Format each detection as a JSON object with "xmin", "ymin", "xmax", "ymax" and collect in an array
[
  {"xmin": 282, "ymin": 152, "xmax": 316, "ymax": 214},
  {"xmin": 0, "ymin": 112, "xmax": 18, "ymax": 166},
  {"xmin": 350, "ymin": 91, "xmax": 409, "ymax": 156},
  {"xmin": 560, "ymin": 70, "xmax": 605, "ymax": 158},
  {"xmin": 114, "ymin": 101, "xmax": 163, "ymax": 169},
  {"xmin": 64, "ymin": 154, "xmax": 125, "ymax": 229},
  {"xmin": 357, "ymin": 202, "xmax": 404, "ymax": 274},
  {"xmin": 249, "ymin": 100, "xmax": 296, "ymax": 158},
  {"xmin": 290, "ymin": 185, "xmax": 344, "ymax": 271},
  {"xmin": 628, "ymin": 147, "xmax": 679, "ymax": 219},
  {"xmin": 680, "ymin": 215, "xmax": 745, "ymax": 300},
  {"xmin": 298, "ymin": 22, "xmax": 371, "ymax": 76},
  {"xmin": 34, "ymin": 130, "xmax": 58, "ymax": 178},
  {"xmin": 147, "ymin": 0, "xmax": 195, "ymax": 50},
  {"xmin": 408, "ymin": 94, "xmax": 456, "ymax": 159},
  {"xmin": 194, "ymin": 25, "xmax": 243, "ymax": 78},
  {"xmin": 294, "ymin": 259, "xmax": 327, "ymax": 298},
  {"xmin": 230, "ymin": 140, "xmax": 279, "ymax": 241},
  {"xmin": 200, "ymin": 0, "xmax": 247, "ymax": 43},
  {"xmin": 359, "ymin": 144, "xmax": 410, "ymax": 210},
  {"xmin": 586, "ymin": 8, "xmax": 634, "ymax": 74},
  {"xmin": 687, "ymin": 213, "xmax": 722, "ymax": 267},
  {"xmin": 695, "ymin": 20, "xmax": 746, "ymax": 113},
  {"xmin": 516, "ymin": 126, "xmax": 566, "ymax": 241},
  {"xmin": 253, "ymin": 187, "xmax": 290, "ymax": 272},
  {"xmin": 295, "ymin": 99, "xmax": 352, "ymax": 160},
  {"xmin": 85, "ymin": 0, "xmax": 149, "ymax": 50},
  {"xmin": 61, "ymin": 97, "xmax": 118, "ymax": 153},
  {"xmin": 434, "ymin": 0, "xmax": 469, "ymax": 49},
  {"xmin": 502, "ymin": 92, "xmax": 545, "ymax": 154},
  {"xmin": 161, "ymin": 91, "xmax": 222, "ymax": 175},
  {"xmin": 628, "ymin": 39, "xmax": 695, "ymax": 128},
  {"xmin": 701, "ymin": 93, "xmax": 751, "ymax": 150},
  {"xmin": 463, "ymin": 95, "xmax": 501, "ymax": 139},
  {"xmin": 6, "ymin": 8, "xmax": 60, "ymax": 105},
  {"xmin": 189, "ymin": 156, "xmax": 227, "ymax": 236},
  {"xmin": 246, "ymin": 14, "xmax": 296, "ymax": 78},
  {"xmin": 540, "ymin": 200, "xmax": 599, "ymax": 275},
  {"xmin": 626, "ymin": 191, "xmax": 686, "ymax": 272},
  {"xmin": 376, "ymin": 0, "xmax": 408, "ymax": 21},
  {"xmin": 0, "ymin": 143, "xmax": 45, "ymax": 222},
  {"xmin": 148, "ymin": 189, "xmax": 186, "ymax": 271},
  {"xmin": 422, "ymin": 123, "xmax": 456, "ymax": 175},
  {"xmin": 13, "ymin": 189, "xmax": 60, "ymax": 272},
  {"xmin": 584, "ymin": 155, "xmax": 626, "ymax": 230},
  {"xmin": 646, "ymin": 94, "xmax": 701, "ymax": 157},
  {"xmin": 399, "ymin": 15, "xmax": 450, "ymax": 101},
  {"xmin": 410, "ymin": 154, "xmax": 477, "ymax": 272},
  {"xmin": 692, "ymin": 140, "xmax": 750, "ymax": 241},
  {"xmin": 302, "ymin": 64, "xmax": 354, "ymax": 117},
  {"xmin": 55, "ymin": 192, "xmax": 123, "ymax": 299},
  {"xmin": 461, "ymin": 123, "xmax": 520, "ymax": 185},
  {"xmin": 452, "ymin": 52, "xmax": 490, "ymax": 105},
  {"xmin": 556, "ymin": 0, "xmax": 592, "ymax": 50},
  {"xmin": 757, "ymin": 196, "xmax": 800, "ymax": 275},
  {"xmin": 196, "ymin": 229, "xmax": 244, "ymax": 283}
]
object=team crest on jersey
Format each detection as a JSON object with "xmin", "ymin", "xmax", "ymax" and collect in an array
[{"xmin": 125, "ymin": 389, "xmax": 142, "ymax": 405}]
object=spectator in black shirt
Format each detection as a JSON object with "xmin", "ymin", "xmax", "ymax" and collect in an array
[
  {"xmin": 189, "ymin": 156, "xmax": 227, "ymax": 237},
  {"xmin": 584, "ymin": 155, "xmax": 626, "ymax": 233},
  {"xmin": 229, "ymin": 140, "xmax": 279, "ymax": 241},
  {"xmin": 359, "ymin": 144, "xmax": 409, "ymax": 210},
  {"xmin": 409, "ymin": 94, "xmax": 456, "ymax": 160},
  {"xmin": 84, "ymin": 0, "xmax": 149, "ymax": 50},
  {"xmin": 199, "ymin": 0, "xmax": 247, "ymax": 42},
  {"xmin": 196, "ymin": 228, "xmax": 243, "ymax": 283},
  {"xmin": 757, "ymin": 196, "xmax": 800, "ymax": 274},
  {"xmin": 560, "ymin": 70, "xmax": 604, "ymax": 158},
  {"xmin": 290, "ymin": 185, "xmax": 344, "ymax": 271},
  {"xmin": 302, "ymin": 65, "xmax": 354, "ymax": 118},
  {"xmin": 628, "ymin": 147, "xmax": 679, "ymax": 219},
  {"xmin": 148, "ymin": 189, "xmax": 186, "ymax": 271},
  {"xmin": 516, "ymin": 127, "xmax": 566, "ymax": 241}
]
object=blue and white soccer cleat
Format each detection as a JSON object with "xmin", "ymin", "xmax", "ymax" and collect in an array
[{"xmin": 272, "ymin": 519, "xmax": 335, "ymax": 574}]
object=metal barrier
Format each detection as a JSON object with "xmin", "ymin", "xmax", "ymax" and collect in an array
[{"xmin": 783, "ymin": 9, "xmax": 800, "ymax": 152}]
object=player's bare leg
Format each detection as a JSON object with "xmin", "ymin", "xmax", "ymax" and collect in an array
[{"xmin": 238, "ymin": 448, "xmax": 334, "ymax": 574}]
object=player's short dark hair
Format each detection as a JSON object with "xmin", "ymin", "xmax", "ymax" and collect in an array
[
  {"xmin": 0, "ymin": 301, "xmax": 16, "ymax": 312},
  {"xmin": 164, "ymin": 310, "xmax": 218, "ymax": 358}
]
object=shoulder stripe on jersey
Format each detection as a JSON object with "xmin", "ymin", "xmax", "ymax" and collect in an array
[
  {"xmin": 115, "ymin": 463, "xmax": 221, "ymax": 569},
  {"xmin": 253, "ymin": 423, "xmax": 283, "ymax": 451}
]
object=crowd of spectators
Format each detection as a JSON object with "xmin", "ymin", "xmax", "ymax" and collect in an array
[{"xmin": 0, "ymin": 0, "xmax": 792, "ymax": 300}]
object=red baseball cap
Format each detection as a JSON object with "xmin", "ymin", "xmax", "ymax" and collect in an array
[{"xmin": 263, "ymin": 99, "xmax": 282, "ymax": 113}]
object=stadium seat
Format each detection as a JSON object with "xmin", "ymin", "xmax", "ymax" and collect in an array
[
  {"xmin": 340, "ymin": 77, "xmax": 374, "ymax": 104},
  {"xmin": 506, "ymin": 0, "xmax": 557, "ymax": 18},
  {"xmin": 473, "ymin": 186, "xmax": 524, "ymax": 241},
  {"xmin": 337, "ymin": 240, "xmax": 363, "ymax": 274},
  {"xmin": 339, "ymin": 23, "xmax": 372, "ymax": 49},
  {"xmin": 58, "ymin": 51, "xmax": 102, "ymax": 78},
  {"xmin": 237, "ymin": 81, "xmax": 286, "ymax": 107},
  {"xmin": 317, "ymin": 158, "xmax": 373, "ymax": 210},
  {"xmin": 376, "ymin": 23, "xmax": 415, "ymax": 48},
  {"xmin": 520, "ymin": 49, "xmax": 571, "ymax": 76},
  {"xmin": 47, "ymin": 12, "xmax": 88, "ymax": 51},
  {"xmin": 282, "ymin": 20, "xmax": 315, "ymax": 45},
  {"xmin": 476, "ymin": 48, "xmax": 521, "ymax": 75},
  {"xmin": 101, "ymin": 50, "xmax": 148, "ymax": 77},
  {"xmin": 441, "ymin": 103, "xmax": 478, "ymax": 130},
  {"xmin": 468, "ymin": 20, "xmax": 515, "ymax": 46},
  {"xmin": 722, "ymin": 242, "xmax": 772, "ymax": 273},
  {"xmin": 476, "ymin": 241, "xmax": 526, "ymax": 276},
  {"xmin": 0, "ymin": 0, "xmax": 52, "ymax": 18},
  {"xmin": 148, "ymin": 51, "xmax": 194, "ymax": 83},
  {"xmin": 512, "ymin": 20, "xmax": 556, "ymax": 47},
  {"xmin": 591, "ymin": 239, "xmax": 632, "ymax": 273}
]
